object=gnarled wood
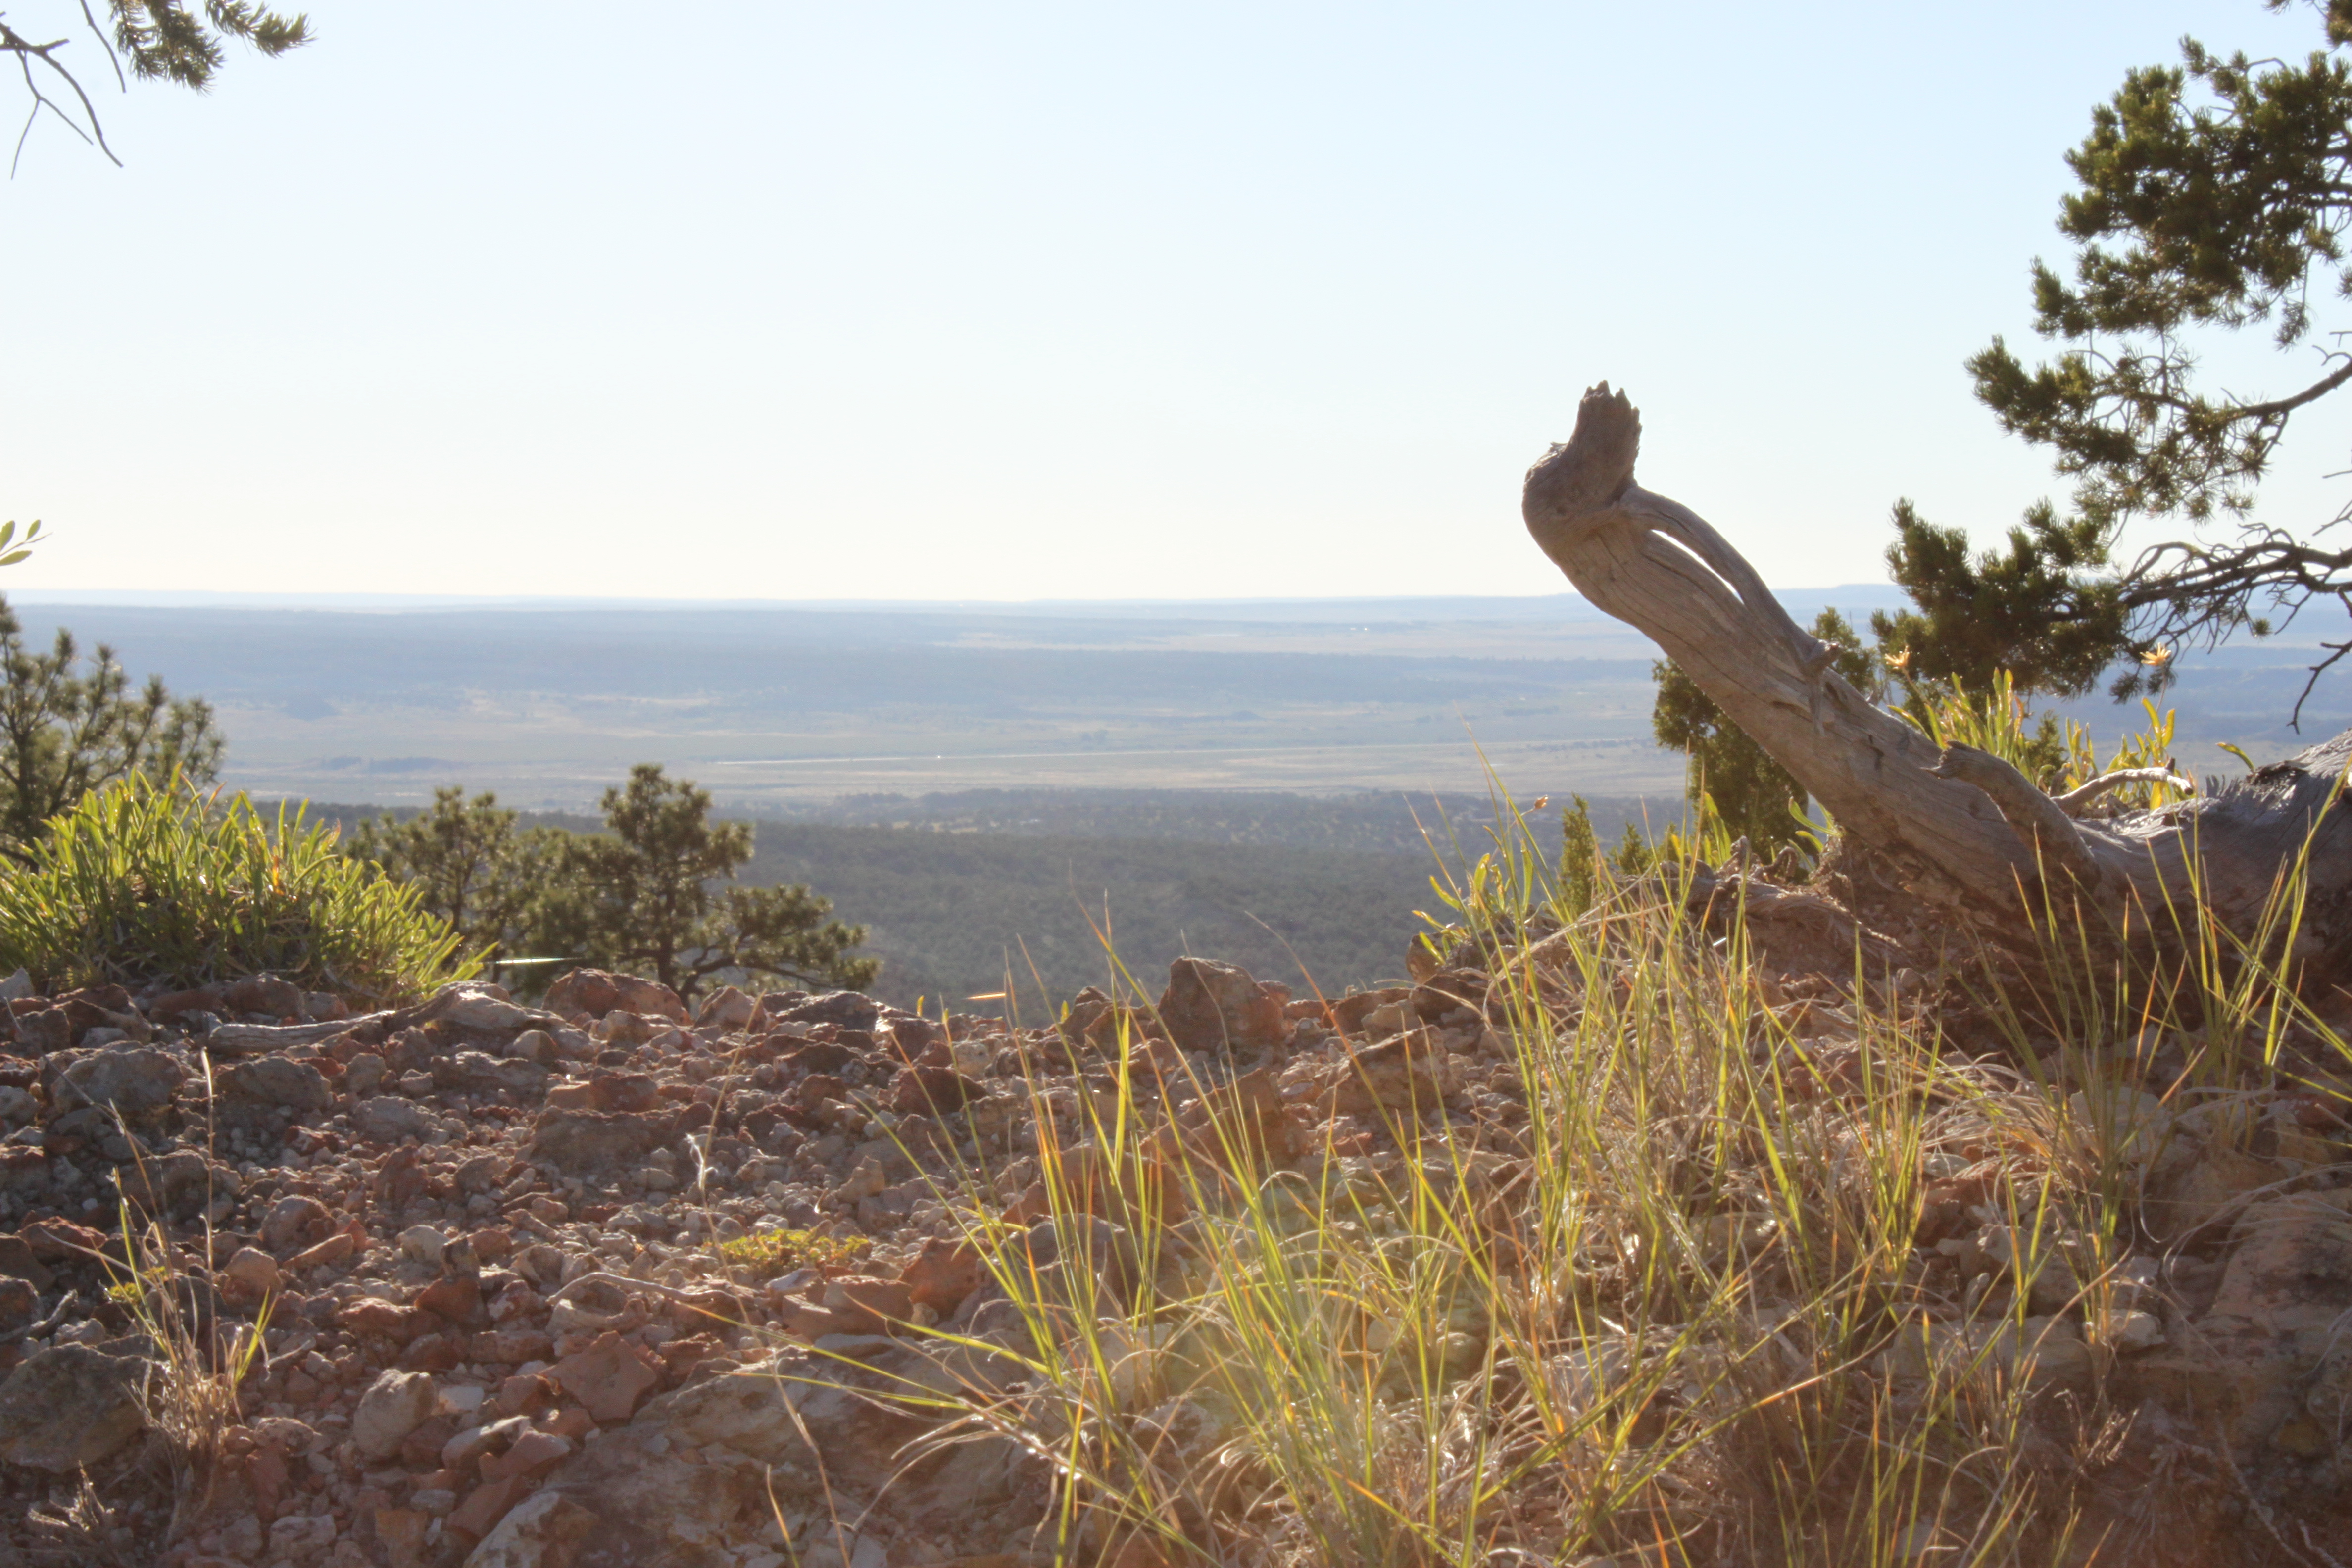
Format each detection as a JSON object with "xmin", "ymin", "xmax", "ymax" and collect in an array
[{"xmin": 1522, "ymin": 384, "xmax": 2352, "ymax": 976}]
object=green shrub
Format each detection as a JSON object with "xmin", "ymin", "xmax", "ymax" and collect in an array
[{"xmin": 0, "ymin": 775, "xmax": 476, "ymax": 1001}]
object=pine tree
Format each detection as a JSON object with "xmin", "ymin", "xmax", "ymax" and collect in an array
[{"xmin": 1899, "ymin": 0, "xmax": 2352, "ymax": 723}]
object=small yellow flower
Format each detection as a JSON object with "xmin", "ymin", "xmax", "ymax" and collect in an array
[
  {"xmin": 1883, "ymin": 647, "xmax": 1913, "ymax": 674},
  {"xmin": 2140, "ymin": 645, "xmax": 2175, "ymax": 668}
]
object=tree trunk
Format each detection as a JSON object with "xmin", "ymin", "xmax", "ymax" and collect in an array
[{"xmin": 1521, "ymin": 383, "xmax": 2352, "ymax": 981}]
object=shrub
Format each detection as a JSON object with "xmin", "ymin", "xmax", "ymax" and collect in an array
[{"xmin": 0, "ymin": 775, "xmax": 475, "ymax": 1000}]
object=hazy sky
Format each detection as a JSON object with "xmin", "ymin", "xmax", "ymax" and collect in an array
[{"xmin": 2, "ymin": 2, "xmax": 2332, "ymax": 600}]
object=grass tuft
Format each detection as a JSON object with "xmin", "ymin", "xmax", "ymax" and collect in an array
[{"xmin": 0, "ymin": 772, "xmax": 477, "ymax": 1001}]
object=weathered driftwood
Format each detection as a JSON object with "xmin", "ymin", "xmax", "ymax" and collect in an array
[{"xmin": 1522, "ymin": 383, "xmax": 2352, "ymax": 977}]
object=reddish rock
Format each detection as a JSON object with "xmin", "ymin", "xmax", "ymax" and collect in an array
[
  {"xmin": 471, "ymin": 1328, "xmax": 554, "ymax": 1365},
  {"xmin": 495, "ymin": 1373, "xmax": 555, "ymax": 1417},
  {"xmin": 283, "ymin": 1232, "xmax": 356, "ymax": 1273},
  {"xmin": 899, "ymin": 1236, "xmax": 986, "ymax": 1316},
  {"xmin": 541, "ymin": 1405, "xmax": 596, "ymax": 1440},
  {"xmin": 222, "ymin": 975, "xmax": 304, "ymax": 1018},
  {"xmin": 20, "ymin": 1218, "xmax": 101, "ymax": 1262},
  {"xmin": 416, "ymin": 1275, "xmax": 486, "ymax": 1330},
  {"xmin": 890, "ymin": 1064, "xmax": 976, "ymax": 1115},
  {"xmin": 221, "ymin": 1248, "xmax": 280, "ymax": 1302},
  {"xmin": 479, "ymin": 1428, "xmax": 573, "ymax": 1482},
  {"xmin": 526, "ymin": 1109, "xmax": 673, "ymax": 1173},
  {"xmin": 401, "ymin": 1332, "xmax": 464, "ymax": 1372},
  {"xmin": 547, "ymin": 1331, "xmax": 663, "ymax": 1423},
  {"xmin": 469, "ymin": 1226, "xmax": 513, "ymax": 1262},
  {"xmin": 373, "ymin": 1508, "xmax": 430, "ymax": 1568},
  {"xmin": 544, "ymin": 969, "xmax": 687, "ymax": 1025},
  {"xmin": 397, "ymin": 1415, "xmax": 459, "ymax": 1469},
  {"xmin": 1158, "ymin": 957, "xmax": 1289, "ymax": 1054},
  {"xmin": 823, "ymin": 1275, "xmax": 915, "ymax": 1332},
  {"xmin": 588, "ymin": 1072, "xmax": 660, "ymax": 1114},
  {"xmin": 8, "ymin": 1007, "xmax": 68, "ymax": 1054},
  {"xmin": 0, "ymin": 1236, "xmax": 53, "ymax": 1292},
  {"xmin": 337, "ymin": 1298, "xmax": 421, "ymax": 1341},
  {"xmin": 147, "ymin": 985, "xmax": 224, "ymax": 1023}
]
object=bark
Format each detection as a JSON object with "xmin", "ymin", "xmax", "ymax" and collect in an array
[{"xmin": 1521, "ymin": 383, "xmax": 2352, "ymax": 979}]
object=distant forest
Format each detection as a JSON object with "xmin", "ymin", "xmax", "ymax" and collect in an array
[{"xmin": 307, "ymin": 788, "xmax": 1656, "ymax": 1009}]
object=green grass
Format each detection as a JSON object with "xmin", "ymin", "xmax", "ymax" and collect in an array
[
  {"xmin": 770, "ymin": 777, "xmax": 2352, "ymax": 1568},
  {"xmin": 0, "ymin": 774, "xmax": 476, "ymax": 1002}
]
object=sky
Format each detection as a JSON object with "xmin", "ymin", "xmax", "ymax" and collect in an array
[{"xmin": 2, "ymin": 1, "xmax": 2339, "ymax": 601}]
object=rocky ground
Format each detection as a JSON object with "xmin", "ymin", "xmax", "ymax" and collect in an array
[
  {"xmin": 0, "ymin": 954, "xmax": 1508, "ymax": 1568},
  {"xmin": 0, "ymin": 897, "xmax": 2350, "ymax": 1566}
]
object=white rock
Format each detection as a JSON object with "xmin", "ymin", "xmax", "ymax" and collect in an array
[
  {"xmin": 436, "ymin": 1383, "xmax": 487, "ymax": 1418},
  {"xmin": 2102, "ymin": 1307, "xmax": 2166, "ymax": 1351},
  {"xmin": 397, "ymin": 1225, "xmax": 448, "ymax": 1270},
  {"xmin": 2067, "ymin": 1086, "xmax": 2177, "ymax": 1168},
  {"xmin": 352, "ymin": 1370, "xmax": 437, "ymax": 1461}
]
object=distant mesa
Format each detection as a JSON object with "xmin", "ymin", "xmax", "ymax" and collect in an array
[{"xmin": 282, "ymin": 693, "xmax": 337, "ymax": 721}]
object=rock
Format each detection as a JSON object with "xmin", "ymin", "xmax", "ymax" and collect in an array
[
  {"xmin": 437, "ymin": 1051, "xmax": 547, "ymax": 1096},
  {"xmin": 822, "ymin": 1275, "xmax": 915, "ymax": 1332},
  {"xmin": 114, "ymin": 1148, "xmax": 237, "ymax": 1218},
  {"xmin": 459, "ymin": 1488, "xmax": 600, "ymax": 1568},
  {"xmin": 224, "ymin": 974, "xmax": 305, "ymax": 1017},
  {"xmin": 1877, "ymin": 1315, "xmax": 2097, "ymax": 1390},
  {"xmin": 353, "ymin": 1369, "xmax": 439, "ymax": 1460},
  {"xmin": 460, "ymin": 1433, "xmax": 740, "ymax": 1568},
  {"xmin": 223, "ymin": 1247, "xmax": 281, "ymax": 1299},
  {"xmin": 268, "ymin": 1515, "xmax": 338, "ymax": 1560},
  {"xmin": 0, "ymin": 1234, "xmax": 54, "ymax": 1291},
  {"xmin": 1320, "ymin": 1031, "xmax": 1458, "ymax": 1116},
  {"xmin": 899, "ymin": 1236, "xmax": 987, "ymax": 1317},
  {"xmin": 544, "ymin": 969, "xmax": 688, "ymax": 1025},
  {"xmin": 7, "ymin": 1005, "xmax": 69, "ymax": 1055},
  {"xmin": 286, "ymin": 1230, "xmax": 357, "ymax": 1273},
  {"xmin": 0, "ymin": 1344, "xmax": 148, "ymax": 1470},
  {"xmin": 507, "ymin": 1029, "xmax": 558, "ymax": 1065},
  {"xmin": 397, "ymin": 1225, "xmax": 449, "ymax": 1270},
  {"xmin": 2209, "ymin": 1191, "xmax": 2352, "ymax": 1336},
  {"xmin": 479, "ymin": 1428, "xmax": 573, "ymax": 1482},
  {"xmin": 263, "ymin": 1194, "xmax": 334, "ymax": 1253},
  {"xmin": 418, "ymin": 988, "xmax": 552, "ymax": 1035},
  {"xmin": 1157, "ymin": 957, "xmax": 1288, "ymax": 1054},
  {"xmin": 527, "ymin": 1109, "xmax": 672, "ymax": 1173},
  {"xmin": 629, "ymin": 1351, "xmax": 939, "ymax": 1487},
  {"xmin": 546, "ymin": 1330, "xmax": 663, "ymax": 1423},
  {"xmin": 353, "ymin": 1096, "xmax": 434, "ymax": 1144},
  {"xmin": 43, "ymin": 1044, "xmax": 185, "ymax": 1116},
  {"xmin": 2148, "ymin": 1144, "xmax": 2300, "ymax": 1242},
  {"xmin": 890, "ymin": 1064, "xmax": 976, "ymax": 1115},
  {"xmin": 2066, "ymin": 1086, "xmax": 2179, "ymax": 1169},
  {"xmin": 418, "ymin": 1275, "xmax": 487, "ymax": 1330},
  {"xmin": 0, "ymin": 1276, "xmax": 36, "ymax": 1335},
  {"xmin": 2102, "ymin": 1308, "xmax": 2166, "ymax": 1351},
  {"xmin": 693, "ymin": 985, "xmax": 756, "ymax": 1030},
  {"xmin": 590, "ymin": 1011, "xmax": 659, "ymax": 1049},
  {"xmin": 449, "ymin": 1475, "xmax": 532, "ymax": 1542},
  {"xmin": 345, "ymin": 1051, "xmax": 388, "ymax": 1096},
  {"xmin": 762, "ymin": 989, "xmax": 879, "ymax": 1032},
  {"xmin": 0, "ymin": 1147, "xmax": 47, "ymax": 1198},
  {"xmin": 218, "ymin": 1055, "xmax": 336, "ymax": 1113},
  {"xmin": 586, "ymin": 1073, "xmax": 660, "ymax": 1114}
]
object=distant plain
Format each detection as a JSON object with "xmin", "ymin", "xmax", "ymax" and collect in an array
[
  {"xmin": 17, "ymin": 588, "xmax": 2348, "ymax": 1005},
  {"xmin": 17, "ymin": 587, "xmax": 2335, "ymax": 815}
]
